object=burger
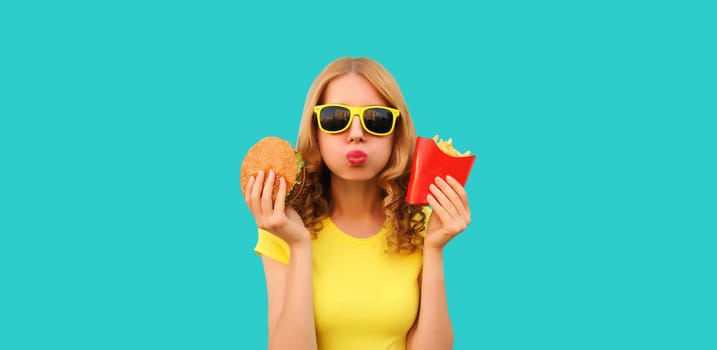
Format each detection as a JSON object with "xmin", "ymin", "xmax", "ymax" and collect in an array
[{"xmin": 240, "ymin": 136, "xmax": 305, "ymax": 203}]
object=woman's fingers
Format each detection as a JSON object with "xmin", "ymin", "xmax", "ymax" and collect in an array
[
  {"xmin": 249, "ymin": 170, "xmax": 265, "ymax": 213},
  {"xmin": 243, "ymin": 169, "xmax": 300, "ymax": 237},
  {"xmin": 444, "ymin": 175, "xmax": 470, "ymax": 219},
  {"xmin": 261, "ymin": 170, "xmax": 275, "ymax": 214},
  {"xmin": 244, "ymin": 175, "xmax": 255, "ymax": 204},
  {"xmin": 427, "ymin": 175, "xmax": 471, "ymax": 236},
  {"xmin": 274, "ymin": 176, "xmax": 286, "ymax": 215},
  {"xmin": 426, "ymin": 193, "xmax": 447, "ymax": 219},
  {"xmin": 430, "ymin": 177, "xmax": 458, "ymax": 215}
]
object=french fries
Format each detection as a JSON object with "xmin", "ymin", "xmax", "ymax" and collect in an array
[{"xmin": 432, "ymin": 135, "xmax": 471, "ymax": 157}]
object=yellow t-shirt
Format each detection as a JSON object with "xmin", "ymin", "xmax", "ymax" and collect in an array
[{"xmin": 254, "ymin": 211, "xmax": 429, "ymax": 350}]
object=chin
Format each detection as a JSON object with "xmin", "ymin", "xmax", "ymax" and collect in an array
[{"xmin": 334, "ymin": 166, "xmax": 381, "ymax": 182}]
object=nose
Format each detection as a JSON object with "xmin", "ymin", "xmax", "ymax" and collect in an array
[{"xmin": 347, "ymin": 114, "xmax": 365, "ymax": 143}]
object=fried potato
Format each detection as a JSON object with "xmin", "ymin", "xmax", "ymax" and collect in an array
[{"xmin": 432, "ymin": 135, "xmax": 471, "ymax": 157}]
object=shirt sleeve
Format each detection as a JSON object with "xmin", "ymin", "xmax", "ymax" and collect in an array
[{"xmin": 254, "ymin": 228, "xmax": 291, "ymax": 265}]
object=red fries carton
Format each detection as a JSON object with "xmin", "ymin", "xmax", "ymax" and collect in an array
[{"xmin": 406, "ymin": 136, "xmax": 477, "ymax": 205}]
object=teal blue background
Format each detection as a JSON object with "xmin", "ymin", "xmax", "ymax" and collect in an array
[{"xmin": 2, "ymin": 0, "xmax": 715, "ymax": 349}]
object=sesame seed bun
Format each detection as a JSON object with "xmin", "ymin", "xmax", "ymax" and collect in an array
[{"xmin": 240, "ymin": 136, "xmax": 304, "ymax": 202}]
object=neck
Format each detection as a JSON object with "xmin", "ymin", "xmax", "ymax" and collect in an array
[{"xmin": 329, "ymin": 176, "xmax": 385, "ymax": 224}]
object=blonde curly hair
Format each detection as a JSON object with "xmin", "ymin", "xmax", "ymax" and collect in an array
[{"xmin": 290, "ymin": 57, "xmax": 426, "ymax": 254}]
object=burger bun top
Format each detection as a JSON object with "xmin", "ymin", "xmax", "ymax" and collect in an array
[{"xmin": 240, "ymin": 136, "xmax": 300, "ymax": 202}]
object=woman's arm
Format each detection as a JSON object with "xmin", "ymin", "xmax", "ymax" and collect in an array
[
  {"xmin": 246, "ymin": 171, "xmax": 318, "ymax": 349},
  {"xmin": 262, "ymin": 241, "xmax": 317, "ymax": 350},
  {"xmin": 406, "ymin": 248, "xmax": 454, "ymax": 350},
  {"xmin": 407, "ymin": 175, "xmax": 471, "ymax": 350}
]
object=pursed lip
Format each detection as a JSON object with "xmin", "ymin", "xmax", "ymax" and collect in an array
[{"xmin": 346, "ymin": 150, "xmax": 368, "ymax": 165}]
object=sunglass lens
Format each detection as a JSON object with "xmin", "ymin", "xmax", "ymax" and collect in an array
[
  {"xmin": 319, "ymin": 106, "xmax": 351, "ymax": 132},
  {"xmin": 363, "ymin": 108, "xmax": 394, "ymax": 134}
]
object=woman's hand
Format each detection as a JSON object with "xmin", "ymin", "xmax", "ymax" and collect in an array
[
  {"xmin": 244, "ymin": 170, "xmax": 310, "ymax": 246},
  {"xmin": 425, "ymin": 175, "xmax": 471, "ymax": 251}
]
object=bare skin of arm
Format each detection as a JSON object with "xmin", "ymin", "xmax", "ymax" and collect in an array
[
  {"xmin": 262, "ymin": 243, "xmax": 316, "ymax": 350},
  {"xmin": 407, "ymin": 176, "xmax": 471, "ymax": 350},
  {"xmin": 246, "ymin": 170, "xmax": 317, "ymax": 350}
]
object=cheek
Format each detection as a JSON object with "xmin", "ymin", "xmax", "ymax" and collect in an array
[
  {"xmin": 317, "ymin": 133, "xmax": 331, "ymax": 157},
  {"xmin": 317, "ymin": 134, "xmax": 342, "ymax": 165},
  {"xmin": 373, "ymin": 136, "xmax": 395, "ymax": 164}
]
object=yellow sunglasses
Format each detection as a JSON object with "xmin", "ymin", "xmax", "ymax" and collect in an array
[{"xmin": 314, "ymin": 104, "xmax": 400, "ymax": 136}]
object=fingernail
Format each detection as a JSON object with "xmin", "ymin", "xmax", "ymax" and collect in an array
[{"xmin": 447, "ymin": 175, "xmax": 455, "ymax": 181}]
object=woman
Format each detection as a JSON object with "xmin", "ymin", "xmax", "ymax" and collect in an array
[{"xmin": 244, "ymin": 56, "xmax": 471, "ymax": 350}]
